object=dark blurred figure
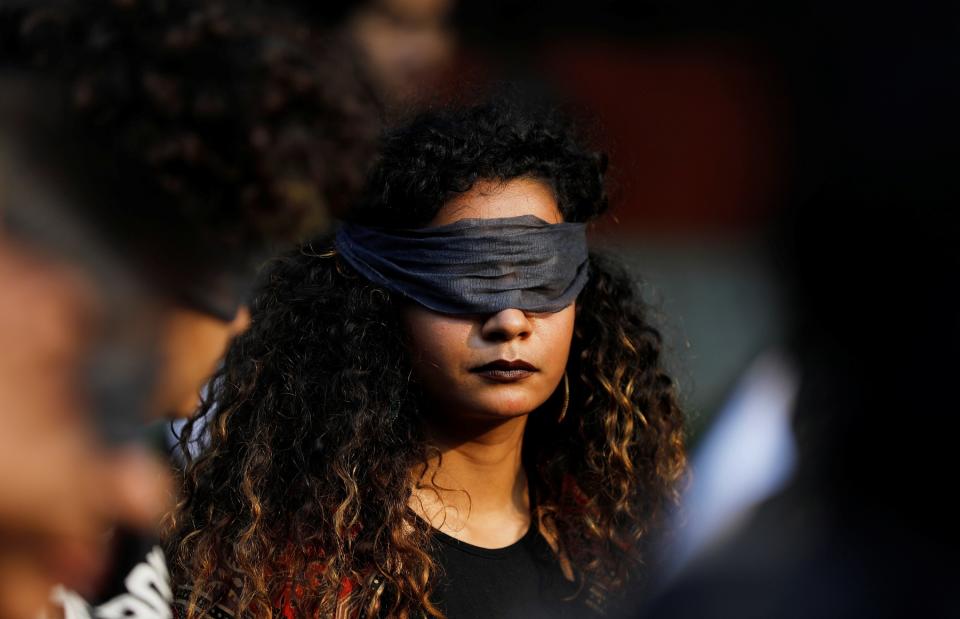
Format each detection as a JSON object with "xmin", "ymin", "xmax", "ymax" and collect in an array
[
  {"xmin": 347, "ymin": 0, "xmax": 455, "ymax": 108},
  {"xmin": 2, "ymin": 0, "xmax": 380, "ymax": 417},
  {"xmin": 0, "ymin": 227, "xmax": 158, "ymax": 619},
  {"xmin": 634, "ymin": 3, "xmax": 958, "ymax": 618},
  {"xmin": 0, "ymin": 0, "xmax": 380, "ymax": 616},
  {"xmin": 1, "ymin": 87, "xmax": 173, "ymax": 619},
  {"xmin": 289, "ymin": 0, "xmax": 456, "ymax": 111},
  {"xmin": 1, "ymin": 145, "xmax": 177, "ymax": 619}
]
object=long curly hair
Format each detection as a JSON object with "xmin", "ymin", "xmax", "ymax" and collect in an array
[{"xmin": 170, "ymin": 97, "xmax": 686, "ymax": 618}]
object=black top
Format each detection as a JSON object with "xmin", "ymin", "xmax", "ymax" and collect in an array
[{"xmin": 428, "ymin": 518, "xmax": 600, "ymax": 619}]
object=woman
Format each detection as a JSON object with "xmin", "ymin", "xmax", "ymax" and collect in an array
[{"xmin": 171, "ymin": 97, "xmax": 686, "ymax": 618}]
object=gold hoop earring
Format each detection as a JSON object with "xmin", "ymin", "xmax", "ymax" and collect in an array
[{"xmin": 557, "ymin": 372, "xmax": 570, "ymax": 424}]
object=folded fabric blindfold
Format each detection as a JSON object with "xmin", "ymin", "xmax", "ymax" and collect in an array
[{"xmin": 334, "ymin": 215, "xmax": 589, "ymax": 314}]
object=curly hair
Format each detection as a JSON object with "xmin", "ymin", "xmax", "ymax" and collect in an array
[
  {"xmin": 170, "ymin": 96, "xmax": 686, "ymax": 618},
  {"xmin": 1, "ymin": 0, "xmax": 380, "ymax": 305}
]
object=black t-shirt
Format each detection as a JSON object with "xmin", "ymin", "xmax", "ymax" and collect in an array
[{"xmin": 428, "ymin": 520, "xmax": 601, "ymax": 619}]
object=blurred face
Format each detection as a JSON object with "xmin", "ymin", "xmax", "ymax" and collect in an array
[
  {"xmin": 0, "ymin": 238, "xmax": 172, "ymax": 617},
  {"xmin": 402, "ymin": 178, "xmax": 575, "ymax": 421},
  {"xmin": 350, "ymin": 0, "xmax": 454, "ymax": 106},
  {"xmin": 153, "ymin": 305, "xmax": 250, "ymax": 418}
]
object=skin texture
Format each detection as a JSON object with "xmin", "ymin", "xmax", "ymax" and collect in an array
[{"xmin": 404, "ymin": 178, "xmax": 575, "ymax": 549}]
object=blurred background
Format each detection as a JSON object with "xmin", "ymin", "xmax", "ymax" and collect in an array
[{"xmin": 2, "ymin": 0, "xmax": 956, "ymax": 617}]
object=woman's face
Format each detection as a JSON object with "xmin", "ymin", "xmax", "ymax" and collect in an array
[{"xmin": 402, "ymin": 177, "xmax": 575, "ymax": 420}]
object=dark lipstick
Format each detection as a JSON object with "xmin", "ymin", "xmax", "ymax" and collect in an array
[{"xmin": 470, "ymin": 359, "xmax": 538, "ymax": 383}]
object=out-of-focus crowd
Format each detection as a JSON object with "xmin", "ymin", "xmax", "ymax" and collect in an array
[{"xmin": 0, "ymin": 1, "xmax": 452, "ymax": 616}]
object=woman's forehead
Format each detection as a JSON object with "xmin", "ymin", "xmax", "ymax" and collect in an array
[{"xmin": 430, "ymin": 178, "xmax": 562, "ymax": 226}]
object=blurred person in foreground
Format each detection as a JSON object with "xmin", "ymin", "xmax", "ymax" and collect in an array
[
  {"xmin": 0, "ymin": 0, "xmax": 380, "ymax": 616},
  {"xmin": 633, "ymin": 3, "xmax": 958, "ymax": 618},
  {"xmin": 1, "ymin": 79, "xmax": 171, "ymax": 619},
  {"xmin": 0, "ymin": 208, "xmax": 165, "ymax": 619}
]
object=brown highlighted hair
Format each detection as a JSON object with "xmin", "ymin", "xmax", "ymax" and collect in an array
[{"xmin": 171, "ymin": 95, "xmax": 686, "ymax": 617}]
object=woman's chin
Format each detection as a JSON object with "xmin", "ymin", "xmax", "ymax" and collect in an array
[
  {"xmin": 424, "ymin": 381, "xmax": 554, "ymax": 423},
  {"xmin": 469, "ymin": 388, "xmax": 548, "ymax": 419}
]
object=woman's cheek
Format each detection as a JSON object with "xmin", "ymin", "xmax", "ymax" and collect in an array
[
  {"xmin": 404, "ymin": 311, "xmax": 466, "ymax": 382},
  {"xmin": 544, "ymin": 306, "xmax": 576, "ymax": 367}
]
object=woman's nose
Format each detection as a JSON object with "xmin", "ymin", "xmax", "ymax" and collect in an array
[{"xmin": 480, "ymin": 308, "xmax": 532, "ymax": 342}]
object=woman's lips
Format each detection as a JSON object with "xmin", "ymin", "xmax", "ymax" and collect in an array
[{"xmin": 470, "ymin": 359, "xmax": 538, "ymax": 383}]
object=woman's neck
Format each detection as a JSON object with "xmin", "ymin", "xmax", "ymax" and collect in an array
[{"xmin": 410, "ymin": 413, "xmax": 531, "ymax": 549}]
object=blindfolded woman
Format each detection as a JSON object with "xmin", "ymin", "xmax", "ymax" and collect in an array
[{"xmin": 171, "ymin": 96, "xmax": 687, "ymax": 619}]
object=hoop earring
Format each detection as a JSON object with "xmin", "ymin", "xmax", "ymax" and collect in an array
[{"xmin": 557, "ymin": 372, "xmax": 570, "ymax": 424}]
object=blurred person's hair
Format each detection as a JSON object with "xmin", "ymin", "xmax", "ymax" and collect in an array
[
  {"xmin": 170, "ymin": 93, "xmax": 687, "ymax": 618},
  {"xmin": 0, "ymin": 0, "xmax": 381, "ymax": 320}
]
